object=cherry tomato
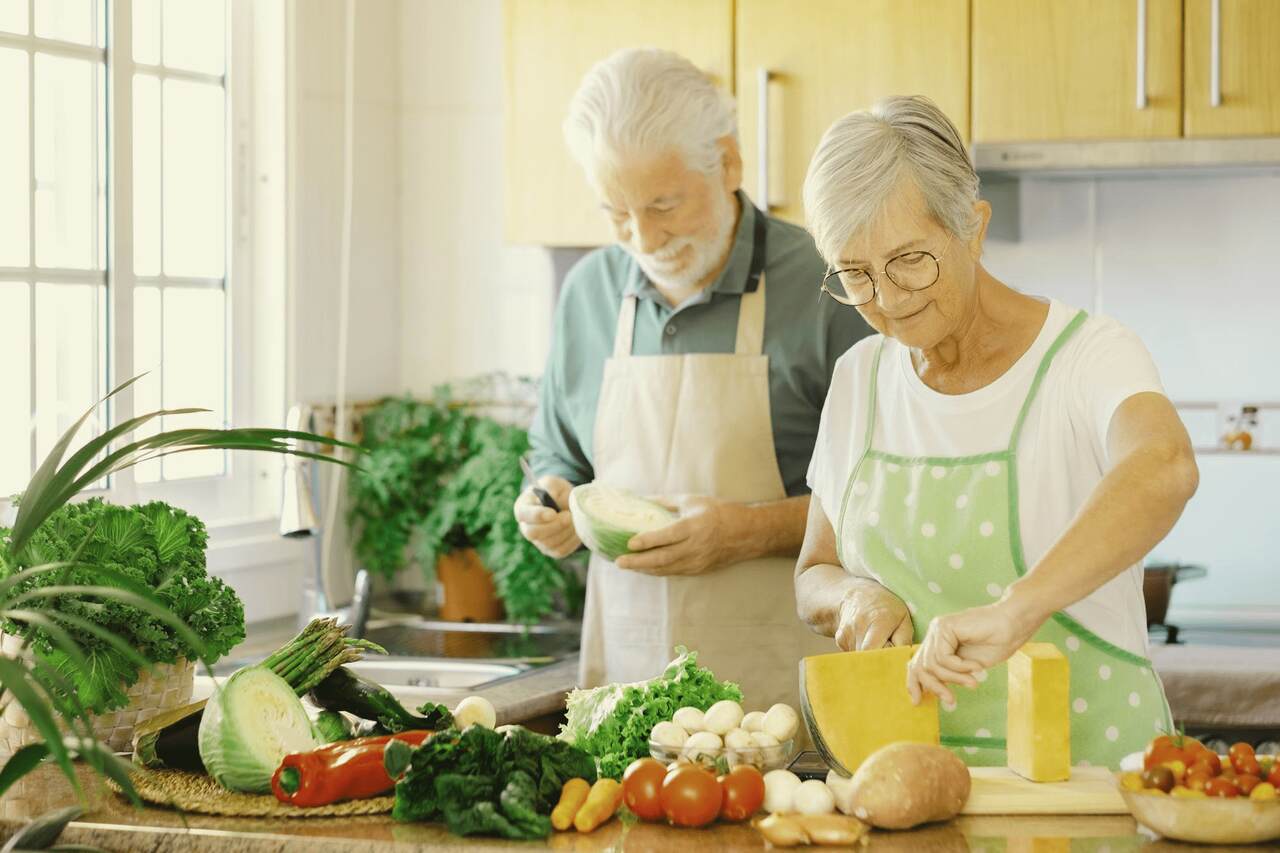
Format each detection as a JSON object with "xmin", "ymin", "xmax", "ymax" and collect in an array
[
  {"xmin": 1185, "ymin": 769, "xmax": 1214, "ymax": 792},
  {"xmin": 1268, "ymin": 764, "xmax": 1280, "ymax": 789},
  {"xmin": 718, "ymin": 765, "xmax": 765, "ymax": 822},
  {"xmin": 661, "ymin": 765, "xmax": 723, "ymax": 828},
  {"xmin": 1229, "ymin": 742, "xmax": 1256, "ymax": 773},
  {"xmin": 1144, "ymin": 737, "xmax": 1190, "ymax": 771},
  {"xmin": 1189, "ymin": 753, "xmax": 1221, "ymax": 776},
  {"xmin": 1235, "ymin": 774, "xmax": 1262, "ymax": 795},
  {"xmin": 622, "ymin": 758, "xmax": 668, "ymax": 822},
  {"xmin": 1182, "ymin": 736, "xmax": 1211, "ymax": 758},
  {"xmin": 1205, "ymin": 777, "xmax": 1240, "ymax": 798},
  {"xmin": 1140, "ymin": 766, "xmax": 1175, "ymax": 793}
]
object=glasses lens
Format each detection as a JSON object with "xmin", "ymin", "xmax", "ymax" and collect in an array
[
  {"xmin": 885, "ymin": 252, "xmax": 940, "ymax": 291},
  {"xmin": 826, "ymin": 270, "xmax": 874, "ymax": 305}
]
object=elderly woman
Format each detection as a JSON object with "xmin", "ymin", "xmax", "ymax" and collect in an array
[{"xmin": 794, "ymin": 96, "xmax": 1199, "ymax": 768}]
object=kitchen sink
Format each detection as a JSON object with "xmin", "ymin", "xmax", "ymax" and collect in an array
[{"xmin": 342, "ymin": 657, "xmax": 523, "ymax": 690}]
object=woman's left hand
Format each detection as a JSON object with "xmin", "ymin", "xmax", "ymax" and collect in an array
[{"xmin": 906, "ymin": 599, "xmax": 1043, "ymax": 707}]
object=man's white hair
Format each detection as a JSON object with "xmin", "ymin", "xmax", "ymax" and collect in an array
[
  {"xmin": 803, "ymin": 96, "xmax": 980, "ymax": 263},
  {"xmin": 564, "ymin": 47, "xmax": 737, "ymax": 177}
]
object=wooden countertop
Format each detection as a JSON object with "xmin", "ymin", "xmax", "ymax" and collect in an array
[{"xmin": 3, "ymin": 764, "xmax": 1276, "ymax": 852}]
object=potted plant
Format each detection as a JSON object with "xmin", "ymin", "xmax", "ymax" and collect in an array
[
  {"xmin": 347, "ymin": 381, "xmax": 581, "ymax": 624},
  {"xmin": 0, "ymin": 375, "xmax": 354, "ymax": 814}
]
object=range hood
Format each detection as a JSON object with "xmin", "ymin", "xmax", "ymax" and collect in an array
[{"xmin": 972, "ymin": 137, "xmax": 1280, "ymax": 177}]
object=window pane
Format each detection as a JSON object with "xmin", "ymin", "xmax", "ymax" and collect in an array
[
  {"xmin": 34, "ymin": 0, "xmax": 93, "ymax": 45},
  {"xmin": 162, "ymin": 0, "xmax": 224, "ymax": 75},
  {"xmin": 0, "ymin": 0, "xmax": 26, "ymax": 35},
  {"xmin": 34, "ymin": 54, "xmax": 99, "ymax": 269},
  {"xmin": 0, "ymin": 49, "xmax": 28, "ymax": 267},
  {"xmin": 132, "ymin": 285, "xmax": 162, "ymax": 483},
  {"xmin": 0, "ymin": 284, "xmax": 31, "ymax": 497},
  {"xmin": 133, "ymin": 74, "xmax": 160, "ymax": 276},
  {"xmin": 163, "ymin": 79, "xmax": 224, "ymax": 278},
  {"xmin": 34, "ymin": 283, "xmax": 105, "ymax": 468},
  {"xmin": 162, "ymin": 287, "xmax": 225, "ymax": 479},
  {"xmin": 133, "ymin": 0, "xmax": 160, "ymax": 65}
]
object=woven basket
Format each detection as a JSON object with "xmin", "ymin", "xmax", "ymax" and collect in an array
[{"xmin": 0, "ymin": 633, "xmax": 195, "ymax": 755}]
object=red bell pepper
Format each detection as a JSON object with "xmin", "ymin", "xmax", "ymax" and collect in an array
[{"xmin": 271, "ymin": 729, "xmax": 433, "ymax": 807}]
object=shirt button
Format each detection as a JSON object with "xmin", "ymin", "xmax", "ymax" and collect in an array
[{"xmin": 665, "ymin": 324, "xmax": 676, "ymax": 336}]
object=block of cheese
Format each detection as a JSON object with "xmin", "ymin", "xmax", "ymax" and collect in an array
[
  {"xmin": 1007, "ymin": 642, "xmax": 1071, "ymax": 782},
  {"xmin": 799, "ymin": 645, "xmax": 939, "ymax": 776}
]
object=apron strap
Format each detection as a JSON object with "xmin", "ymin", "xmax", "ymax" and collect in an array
[
  {"xmin": 734, "ymin": 276, "xmax": 766, "ymax": 356},
  {"xmin": 613, "ymin": 295, "xmax": 638, "ymax": 359},
  {"xmin": 1007, "ymin": 309, "xmax": 1089, "ymax": 452}
]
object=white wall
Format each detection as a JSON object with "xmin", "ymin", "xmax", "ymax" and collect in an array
[
  {"xmin": 397, "ymin": 0, "xmax": 554, "ymax": 394},
  {"xmin": 982, "ymin": 173, "xmax": 1280, "ymax": 626}
]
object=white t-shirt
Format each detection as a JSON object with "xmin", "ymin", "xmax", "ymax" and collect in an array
[{"xmin": 807, "ymin": 299, "xmax": 1164, "ymax": 657}]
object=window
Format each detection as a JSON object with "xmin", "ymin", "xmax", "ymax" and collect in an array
[{"xmin": 0, "ymin": 0, "xmax": 273, "ymax": 523}]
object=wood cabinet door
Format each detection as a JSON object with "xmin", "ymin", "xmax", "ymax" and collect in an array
[
  {"xmin": 1185, "ymin": 0, "xmax": 1280, "ymax": 137},
  {"xmin": 972, "ymin": 0, "xmax": 1182, "ymax": 142},
  {"xmin": 504, "ymin": 0, "xmax": 733, "ymax": 246},
  {"xmin": 736, "ymin": 0, "xmax": 970, "ymax": 226}
]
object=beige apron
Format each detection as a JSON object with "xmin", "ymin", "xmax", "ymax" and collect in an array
[{"xmin": 578, "ymin": 261, "xmax": 833, "ymax": 712}]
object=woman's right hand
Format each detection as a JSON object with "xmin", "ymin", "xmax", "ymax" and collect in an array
[
  {"xmin": 513, "ymin": 475, "xmax": 580, "ymax": 558},
  {"xmin": 835, "ymin": 580, "xmax": 915, "ymax": 651}
]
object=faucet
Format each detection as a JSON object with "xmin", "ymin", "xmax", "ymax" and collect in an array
[{"xmin": 280, "ymin": 404, "xmax": 373, "ymax": 637}]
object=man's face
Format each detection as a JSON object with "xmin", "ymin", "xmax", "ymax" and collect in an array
[{"xmin": 591, "ymin": 147, "xmax": 738, "ymax": 293}]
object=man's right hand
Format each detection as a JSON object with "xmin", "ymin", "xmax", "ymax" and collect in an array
[
  {"xmin": 513, "ymin": 475, "xmax": 580, "ymax": 558},
  {"xmin": 835, "ymin": 579, "xmax": 915, "ymax": 651}
]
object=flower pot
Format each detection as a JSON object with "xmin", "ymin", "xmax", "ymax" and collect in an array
[
  {"xmin": 0, "ymin": 633, "xmax": 194, "ymax": 755},
  {"xmin": 436, "ymin": 548, "xmax": 504, "ymax": 623}
]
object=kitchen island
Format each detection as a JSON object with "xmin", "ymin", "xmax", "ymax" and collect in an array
[{"xmin": 2, "ymin": 763, "xmax": 1275, "ymax": 852}]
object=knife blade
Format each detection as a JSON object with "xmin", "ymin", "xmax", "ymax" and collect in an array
[{"xmin": 519, "ymin": 456, "xmax": 560, "ymax": 511}]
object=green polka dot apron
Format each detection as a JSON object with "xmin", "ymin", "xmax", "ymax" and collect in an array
[{"xmin": 836, "ymin": 310, "xmax": 1173, "ymax": 769}]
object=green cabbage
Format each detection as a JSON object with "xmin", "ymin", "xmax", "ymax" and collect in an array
[
  {"xmin": 198, "ymin": 666, "xmax": 318, "ymax": 793},
  {"xmin": 568, "ymin": 483, "xmax": 675, "ymax": 561}
]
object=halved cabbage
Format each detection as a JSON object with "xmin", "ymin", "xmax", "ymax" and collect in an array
[
  {"xmin": 198, "ymin": 665, "xmax": 319, "ymax": 793},
  {"xmin": 569, "ymin": 483, "xmax": 676, "ymax": 561}
]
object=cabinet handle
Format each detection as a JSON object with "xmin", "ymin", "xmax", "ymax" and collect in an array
[
  {"xmin": 1135, "ymin": 0, "xmax": 1147, "ymax": 109},
  {"xmin": 757, "ymin": 67, "xmax": 771, "ymax": 210},
  {"xmin": 1210, "ymin": 0, "xmax": 1222, "ymax": 107}
]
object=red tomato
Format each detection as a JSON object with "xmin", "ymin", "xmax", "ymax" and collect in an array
[
  {"xmin": 718, "ymin": 765, "xmax": 765, "ymax": 822},
  {"xmin": 1236, "ymin": 774, "xmax": 1262, "ymax": 795},
  {"xmin": 622, "ymin": 758, "xmax": 668, "ymax": 822},
  {"xmin": 1144, "ymin": 737, "xmax": 1190, "ymax": 771},
  {"xmin": 1189, "ymin": 753, "xmax": 1221, "ymax": 776},
  {"xmin": 1268, "ymin": 764, "xmax": 1280, "ymax": 789},
  {"xmin": 1205, "ymin": 777, "xmax": 1240, "ymax": 798},
  {"xmin": 661, "ymin": 765, "xmax": 723, "ymax": 828},
  {"xmin": 1229, "ymin": 742, "xmax": 1255, "ymax": 772}
]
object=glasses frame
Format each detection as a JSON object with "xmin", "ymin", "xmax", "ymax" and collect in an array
[{"xmin": 821, "ymin": 234, "xmax": 953, "ymax": 307}]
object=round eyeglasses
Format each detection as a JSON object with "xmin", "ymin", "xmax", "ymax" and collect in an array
[{"xmin": 821, "ymin": 237, "xmax": 950, "ymax": 307}]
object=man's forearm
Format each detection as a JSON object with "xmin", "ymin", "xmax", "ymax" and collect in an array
[{"xmin": 728, "ymin": 495, "xmax": 811, "ymax": 563}]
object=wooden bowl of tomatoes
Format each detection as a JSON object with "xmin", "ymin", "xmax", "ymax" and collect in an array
[{"xmin": 1117, "ymin": 736, "xmax": 1280, "ymax": 844}]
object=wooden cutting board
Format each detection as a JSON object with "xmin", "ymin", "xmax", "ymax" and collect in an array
[{"xmin": 962, "ymin": 766, "xmax": 1127, "ymax": 815}]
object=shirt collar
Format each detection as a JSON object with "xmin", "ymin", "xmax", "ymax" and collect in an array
[{"xmin": 624, "ymin": 191, "xmax": 759, "ymax": 303}]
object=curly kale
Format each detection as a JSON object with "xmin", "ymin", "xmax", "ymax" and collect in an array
[
  {"xmin": 0, "ymin": 498, "xmax": 245, "ymax": 713},
  {"xmin": 393, "ymin": 725, "xmax": 597, "ymax": 839}
]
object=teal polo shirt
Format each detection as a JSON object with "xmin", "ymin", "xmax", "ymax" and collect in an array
[{"xmin": 529, "ymin": 193, "xmax": 874, "ymax": 496}]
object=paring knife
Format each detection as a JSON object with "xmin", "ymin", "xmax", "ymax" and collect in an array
[{"xmin": 519, "ymin": 456, "xmax": 560, "ymax": 512}]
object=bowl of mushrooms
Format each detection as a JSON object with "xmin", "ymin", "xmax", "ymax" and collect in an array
[{"xmin": 650, "ymin": 700, "xmax": 800, "ymax": 772}]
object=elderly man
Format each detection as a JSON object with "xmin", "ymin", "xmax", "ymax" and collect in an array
[{"xmin": 514, "ymin": 48, "xmax": 871, "ymax": 707}]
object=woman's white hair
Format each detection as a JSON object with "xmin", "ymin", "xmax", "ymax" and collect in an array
[
  {"xmin": 803, "ymin": 96, "xmax": 980, "ymax": 263},
  {"xmin": 564, "ymin": 47, "xmax": 737, "ymax": 178}
]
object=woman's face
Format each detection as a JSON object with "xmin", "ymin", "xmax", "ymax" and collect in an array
[{"xmin": 834, "ymin": 179, "xmax": 985, "ymax": 350}]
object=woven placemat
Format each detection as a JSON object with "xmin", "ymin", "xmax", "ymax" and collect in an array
[{"xmin": 110, "ymin": 767, "xmax": 395, "ymax": 818}]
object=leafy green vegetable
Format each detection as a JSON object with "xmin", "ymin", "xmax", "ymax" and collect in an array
[
  {"xmin": 0, "ymin": 498, "xmax": 245, "ymax": 714},
  {"xmin": 347, "ymin": 388, "xmax": 582, "ymax": 623},
  {"xmin": 568, "ymin": 483, "xmax": 676, "ymax": 561},
  {"xmin": 312, "ymin": 710, "xmax": 354, "ymax": 744},
  {"xmin": 393, "ymin": 724, "xmax": 597, "ymax": 839},
  {"xmin": 560, "ymin": 646, "xmax": 743, "ymax": 778}
]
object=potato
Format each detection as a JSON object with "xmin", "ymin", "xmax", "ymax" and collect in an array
[{"xmin": 845, "ymin": 742, "xmax": 970, "ymax": 829}]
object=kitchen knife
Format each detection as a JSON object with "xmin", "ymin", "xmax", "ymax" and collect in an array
[{"xmin": 519, "ymin": 456, "xmax": 560, "ymax": 512}]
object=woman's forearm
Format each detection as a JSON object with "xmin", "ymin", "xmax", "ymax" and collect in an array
[
  {"xmin": 796, "ymin": 563, "xmax": 886, "ymax": 636},
  {"xmin": 1005, "ymin": 437, "xmax": 1198, "ymax": 630}
]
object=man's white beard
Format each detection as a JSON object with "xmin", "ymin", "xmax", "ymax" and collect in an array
[{"xmin": 630, "ymin": 191, "xmax": 736, "ymax": 297}]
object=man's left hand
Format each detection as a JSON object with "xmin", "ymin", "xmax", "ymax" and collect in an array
[{"xmin": 614, "ymin": 495, "xmax": 744, "ymax": 577}]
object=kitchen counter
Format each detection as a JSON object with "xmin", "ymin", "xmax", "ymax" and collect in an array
[{"xmin": 3, "ymin": 764, "xmax": 1277, "ymax": 853}]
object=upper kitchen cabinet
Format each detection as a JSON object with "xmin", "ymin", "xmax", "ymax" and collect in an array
[
  {"xmin": 972, "ymin": 0, "xmax": 1183, "ymax": 142},
  {"xmin": 1184, "ymin": 0, "xmax": 1280, "ymax": 137},
  {"xmin": 504, "ymin": 0, "xmax": 733, "ymax": 246},
  {"xmin": 736, "ymin": 0, "xmax": 970, "ymax": 226}
]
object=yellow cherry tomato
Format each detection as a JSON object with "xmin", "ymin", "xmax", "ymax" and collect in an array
[
  {"xmin": 1120, "ymin": 772, "xmax": 1145, "ymax": 792},
  {"xmin": 1251, "ymin": 782, "xmax": 1278, "ymax": 802},
  {"xmin": 1160, "ymin": 759, "xmax": 1187, "ymax": 782}
]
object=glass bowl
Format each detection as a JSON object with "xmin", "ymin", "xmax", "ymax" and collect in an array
[
  {"xmin": 649, "ymin": 738, "xmax": 796, "ymax": 773},
  {"xmin": 1116, "ymin": 776, "xmax": 1280, "ymax": 845}
]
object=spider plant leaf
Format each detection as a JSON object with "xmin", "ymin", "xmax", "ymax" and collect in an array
[
  {"xmin": 0, "ymin": 658, "xmax": 77, "ymax": 796},
  {"xmin": 0, "ymin": 743, "xmax": 50, "ymax": 799},
  {"xmin": 66, "ymin": 737, "xmax": 139, "ymax": 808},
  {"xmin": 0, "ymin": 804, "xmax": 83, "ymax": 852}
]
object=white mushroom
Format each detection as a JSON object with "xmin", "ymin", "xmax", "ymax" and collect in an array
[
  {"xmin": 650, "ymin": 720, "xmax": 689, "ymax": 751},
  {"xmin": 793, "ymin": 779, "xmax": 836, "ymax": 815},
  {"xmin": 702, "ymin": 700, "xmax": 745, "ymax": 736},
  {"xmin": 724, "ymin": 728, "xmax": 754, "ymax": 750},
  {"xmin": 825, "ymin": 769, "xmax": 857, "ymax": 816},
  {"xmin": 672, "ymin": 706, "xmax": 706, "ymax": 732},
  {"xmin": 762, "ymin": 768, "xmax": 802, "ymax": 814},
  {"xmin": 763, "ymin": 703, "xmax": 800, "ymax": 742},
  {"xmin": 682, "ymin": 730, "xmax": 723, "ymax": 762},
  {"xmin": 741, "ymin": 710, "xmax": 767, "ymax": 733},
  {"xmin": 452, "ymin": 696, "xmax": 496, "ymax": 729}
]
